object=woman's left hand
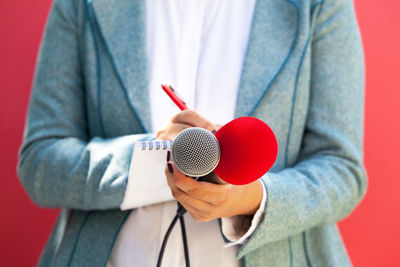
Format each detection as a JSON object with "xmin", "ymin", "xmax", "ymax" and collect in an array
[
  {"xmin": 165, "ymin": 158, "xmax": 263, "ymax": 222},
  {"xmin": 161, "ymin": 109, "xmax": 263, "ymax": 221}
]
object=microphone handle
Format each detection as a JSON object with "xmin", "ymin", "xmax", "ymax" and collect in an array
[{"xmin": 196, "ymin": 171, "xmax": 227, "ymax": 184}]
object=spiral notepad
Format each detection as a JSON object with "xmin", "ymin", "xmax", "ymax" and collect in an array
[{"xmin": 120, "ymin": 140, "xmax": 174, "ymax": 210}]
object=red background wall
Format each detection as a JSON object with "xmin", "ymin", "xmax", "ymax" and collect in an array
[{"xmin": 1, "ymin": 1, "xmax": 399, "ymax": 266}]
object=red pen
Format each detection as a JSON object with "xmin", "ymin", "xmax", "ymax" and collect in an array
[{"xmin": 161, "ymin": 84, "xmax": 188, "ymax": 110}]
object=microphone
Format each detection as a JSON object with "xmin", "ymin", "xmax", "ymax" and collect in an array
[
  {"xmin": 164, "ymin": 117, "xmax": 277, "ymax": 267},
  {"xmin": 171, "ymin": 117, "xmax": 278, "ymax": 185}
]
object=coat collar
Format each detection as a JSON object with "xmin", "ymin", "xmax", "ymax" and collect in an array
[{"xmin": 90, "ymin": 0, "xmax": 300, "ymax": 131}]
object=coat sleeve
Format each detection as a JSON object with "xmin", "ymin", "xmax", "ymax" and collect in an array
[
  {"xmin": 237, "ymin": 0, "xmax": 367, "ymax": 256},
  {"xmin": 18, "ymin": 0, "xmax": 153, "ymax": 210}
]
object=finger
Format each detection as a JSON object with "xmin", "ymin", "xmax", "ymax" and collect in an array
[
  {"xmin": 164, "ymin": 166, "xmax": 217, "ymax": 221},
  {"xmin": 165, "ymin": 162, "xmax": 178, "ymax": 190},
  {"xmin": 165, "ymin": 161, "xmax": 202, "ymax": 200},
  {"xmin": 156, "ymin": 122, "xmax": 191, "ymax": 140},
  {"xmin": 167, "ymin": 161, "xmax": 232, "ymax": 205},
  {"xmin": 171, "ymin": 186, "xmax": 215, "ymax": 211},
  {"xmin": 170, "ymin": 110, "xmax": 216, "ymax": 132}
]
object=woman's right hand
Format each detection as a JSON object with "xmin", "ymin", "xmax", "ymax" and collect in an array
[
  {"xmin": 156, "ymin": 109, "xmax": 218, "ymax": 140},
  {"xmin": 156, "ymin": 121, "xmax": 192, "ymax": 140}
]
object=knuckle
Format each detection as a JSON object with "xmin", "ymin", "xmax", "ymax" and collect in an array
[
  {"xmin": 183, "ymin": 110, "xmax": 197, "ymax": 122},
  {"xmin": 206, "ymin": 123, "xmax": 215, "ymax": 132},
  {"xmin": 180, "ymin": 112, "xmax": 190, "ymax": 122},
  {"xmin": 156, "ymin": 130, "xmax": 163, "ymax": 138},
  {"xmin": 158, "ymin": 132, "xmax": 168, "ymax": 140},
  {"xmin": 215, "ymin": 191, "xmax": 227, "ymax": 206},
  {"xmin": 220, "ymin": 196, "xmax": 229, "ymax": 207},
  {"xmin": 218, "ymin": 185, "xmax": 232, "ymax": 206},
  {"xmin": 169, "ymin": 113, "xmax": 178, "ymax": 122}
]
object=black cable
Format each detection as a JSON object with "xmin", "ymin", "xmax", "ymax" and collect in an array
[
  {"xmin": 179, "ymin": 214, "xmax": 190, "ymax": 267},
  {"xmin": 157, "ymin": 203, "xmax": 190, "ymax": 267},
  {"xmin": 176, "ymin": 203, "xmax": 190, "ymax": 267},
  {"xmin": 156, "ymin": 214, "xmax": 178, "ymax": 267}
]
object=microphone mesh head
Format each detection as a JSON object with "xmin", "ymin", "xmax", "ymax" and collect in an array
[{"xmin": 172, "ymin": 127, "xmax": 220, "ymax": 177}]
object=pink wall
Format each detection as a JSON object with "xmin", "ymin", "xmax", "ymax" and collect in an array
[
  {"xmin": 0, "ymin": 0, "xmax": 399, "ymax": 266},
  {"xmin": 338, "ymin": 1, "xmax": 400, "ymax": 266}
]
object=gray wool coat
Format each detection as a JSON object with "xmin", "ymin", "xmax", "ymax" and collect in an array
[{"xmin": 18, "ymin": 0, "xmax": 367, "ymax": 266}]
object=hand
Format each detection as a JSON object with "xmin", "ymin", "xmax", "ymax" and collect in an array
[
  {"xmin": 156, "ymin": 109, "xmax": 221, "ymax": 140},
  {"xmin": 165, "ymin": 155, "xmax": 263, "ymax": 222}
]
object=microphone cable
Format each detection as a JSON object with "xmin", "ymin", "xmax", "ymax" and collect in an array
[{"xmin": 156, "ymin": 203, "xmax": 190, "ymax": 267}]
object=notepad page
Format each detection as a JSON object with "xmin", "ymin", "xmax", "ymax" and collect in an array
[{"xmin": 120, "ymin": 140, "xmax": 174, "ymax": 210}]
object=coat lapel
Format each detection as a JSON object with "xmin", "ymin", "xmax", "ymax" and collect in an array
[
  {"xmin": 234, "ymin": 0, "xmax": 300, "ymax": 118},
  {"xmin": 90, "ymin": 0, "xmax": 300, "ymax": 130},
  {"xmin": 91, "ymin": 0, "xmax": 152, "ymax": 133}
]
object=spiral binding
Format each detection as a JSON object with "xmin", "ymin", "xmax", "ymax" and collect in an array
[{"xmin": 139, "ymin": 140, "xmax": 173, "ymax": 150}]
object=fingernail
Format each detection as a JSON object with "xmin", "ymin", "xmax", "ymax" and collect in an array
[
  {"xmin": 167, "ymin": 150, "xmax": 171, "ymax": 162},
  {"xmin": 167, "ymin": 162, "xmax": 174, "ymax": 174},
  {"xmin": 212, "ymin": 129, "xmax": 217, "ymax": 135}
]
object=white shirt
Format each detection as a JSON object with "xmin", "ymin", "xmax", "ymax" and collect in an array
[{"xmin": 107, "ymin": 0, "xmax": 262, "ymax": 266}]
